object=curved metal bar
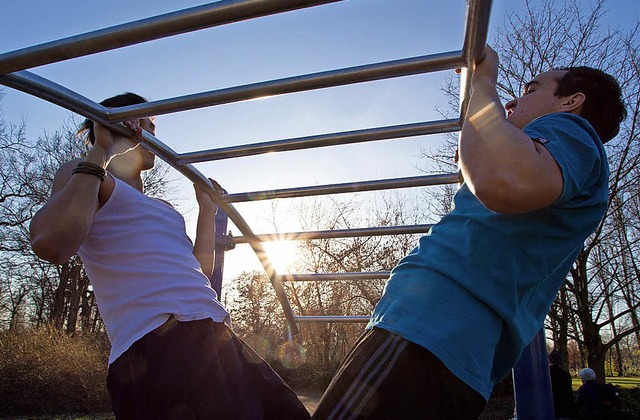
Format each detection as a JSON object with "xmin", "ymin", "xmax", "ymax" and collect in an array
[
  {"xmin": 177, "ymin": 119, "xmax": 460, "ymax": 164},
  {"xmin": 138, "ymin": 131, "xmax": 300, "ymax": 335},
  {"xmin": 294, "ymin": 316, "xmax": 370, "ymax": 323},
  {"xmin": 0, "ymin": 0, "xmax": 342, "ymax": 75},
  {"xmin": 0, "ymin": 71, "xmax": 112, "ymax": 128},
  {"xmin": 277, "ymin": 272, "xmax": 390, "ymax": 282},
  {"xmin": 0, "ymin": 0, "xmax": 496, "ymax": 342},
  {"xmin": 107, "ymin": 51, "xmax": 465, "ymax": 121},
  {"xmin": 225, "ymin": 173, "xmax": 461, "ymax": 203},
  {"xmin": 233, "ymin": 224, "xmax": 433, "ymax": 244},
  {"xmin": 0, "ymin": 70, "xmax": 299, "ymax": 334}
]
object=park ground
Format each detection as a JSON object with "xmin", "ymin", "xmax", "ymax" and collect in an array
[{"xmin": 0, "ymin": 378, "xmax": 638, "ymax": 419}]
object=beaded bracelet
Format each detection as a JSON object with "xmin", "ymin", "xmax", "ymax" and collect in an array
[{"xmin": 72, "ymin": 161, "xmax": 107, "ymax": 182}]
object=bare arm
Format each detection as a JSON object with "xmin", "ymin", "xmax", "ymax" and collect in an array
[
  {"xmin": 192, "ymin": 180, "xmax": 220, "ymax": 278},
  {"xmin": 30, "ymin": 121, "xmax": 141, "ymax": 264},
  {"xmin": 458, "ymin": 46, "xmax": 563, "ymax": 214},
  {"xmin": 29, "ymin": 146, "xmax": 111, "ymax": 264}
]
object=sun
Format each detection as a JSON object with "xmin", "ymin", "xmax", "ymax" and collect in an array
[{"xmin": 263, "ymin": 240, "xmax": 299, "ymax": 274}]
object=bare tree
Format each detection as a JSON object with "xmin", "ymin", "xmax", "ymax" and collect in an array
[
  {"xmin": 225, "ymin": 270, "xmax": 287, "ymax": 360},
  {"xmin": 276, "ymin": 194, "xmax": 424, "ymax": 367}
]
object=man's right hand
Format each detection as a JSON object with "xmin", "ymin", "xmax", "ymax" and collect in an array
[
  {"xmin": 92, "ymin": 119, "xmax": 142, "ymax": 162},
  {"xmin": 471, "ymin": 45, "xmax": 499, "ymax": 91}
]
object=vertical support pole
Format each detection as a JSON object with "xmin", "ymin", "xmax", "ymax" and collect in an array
[
  {"xmin": 211, "ymin": 207, "xmax": 230, "ymax": 298},
  {"xmin": 513, "ymin": 329, "xmax": 554, "ymax": 420}
]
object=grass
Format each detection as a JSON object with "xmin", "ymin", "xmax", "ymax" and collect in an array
[
  {"xmin": 572, "ymin": 376, "xmax": 640, "ymax": 390},
  {"xmin": 0, "ymin": 327, "xmax": 112, "ymax": 417},
  {"xmin": 569, "ymin": 378, "xmax": 640, "ymax": 419}
]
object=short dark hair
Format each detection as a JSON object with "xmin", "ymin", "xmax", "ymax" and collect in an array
[
  {"xmin": 554, "ymin": 67, "xmax": 626, "ymax": 144},
  {"xmin": 548, "ymin": 350, "xmax": 563, "ymax": 365},
  {"xmin": 77, "ymin": 92, "xmax": 148, "ymax": 145}
]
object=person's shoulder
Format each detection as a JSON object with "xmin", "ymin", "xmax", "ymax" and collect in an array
[
  {"xmin": 524, "ymin": 112, "xmax": 605, "ymax": 167},
  {"xmin": 51, "ymin": 158, "xmax": 85, "ymax": 192},
  {"xmin": 152, "ymin": 197, "xmax": 175, "ymax": 208},
  {"xmin": 58, "ymin": 158, "xmax": 84, "ymax": 173},
  {"xmin": 527, "ymin": 112, "xmax": 600, "ymax": 141},
  {"xmin": 529, "ymin": 112, "xmax": 587, "ymax": 124}
]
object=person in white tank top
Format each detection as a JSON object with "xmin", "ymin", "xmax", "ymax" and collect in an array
[{"xmin": 29, "ymin": 93, "xmax": 309, "ymax": 419}]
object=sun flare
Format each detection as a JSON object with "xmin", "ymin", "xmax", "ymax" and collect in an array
[{"xmin": 264, "ymin": 241, "xmax": 299, "ymax": 274}]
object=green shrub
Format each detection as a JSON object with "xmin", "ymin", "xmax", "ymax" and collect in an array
[{"xmin": 0, "ymin": 327, "xmax": 111, "ymax": 416}]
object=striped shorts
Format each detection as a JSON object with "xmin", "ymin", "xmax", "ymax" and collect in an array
[{"xmin": 312, "ymin": 328, "xmax": 485, "ymax": 420}]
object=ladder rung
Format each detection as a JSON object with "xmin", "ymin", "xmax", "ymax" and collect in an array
[
  {"xmin": 277, "ymin": 272, "xmax": 390, "ymax": 282},
  {"xmin": 294, "ymin": 316, "xmax": 370, "ymax": 323},
  {"xmin": 233, "ymin": 224, "xmax": 433, "ymax": 243},
  {"xmin": 177, "ymin": 119, "xmax": 459, "ymax": 164},
  {"xmin": 224, "ymin": 173, "xmax": 460, "ymax": 203},
  {"xmin": 109, "ymin": 52, "xmax": 464, "ymax": 121},
  {"xmin": 0, "ymin": 0, "xmax": 342, "ymax": 75}
]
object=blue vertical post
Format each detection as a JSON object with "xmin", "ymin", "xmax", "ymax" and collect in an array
[
  {"xmin": 211, "ymin": 207, "xmax": 230, "ymax": 298},
  {"xmin": 513, "ymin": 329, "xmax": 554, "ymax": 420}
]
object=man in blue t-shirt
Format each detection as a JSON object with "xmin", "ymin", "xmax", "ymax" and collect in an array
[{"xmin": 312, "ymin": 45, "xmax": 627, "ymax": 420}]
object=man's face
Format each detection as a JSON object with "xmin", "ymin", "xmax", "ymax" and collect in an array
[{"xmin": 505, "ymin": 69, "xmax": 568, "ymax": 129}]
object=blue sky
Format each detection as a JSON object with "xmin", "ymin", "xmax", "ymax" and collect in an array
[{"xmin": 1, "ymin": 0, "xmax": 637, "ymax": 279}]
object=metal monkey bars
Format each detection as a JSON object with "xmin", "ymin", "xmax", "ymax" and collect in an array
[{"xmin": 0, "ymin": 1, "xmax": 554, "ymax": 418}]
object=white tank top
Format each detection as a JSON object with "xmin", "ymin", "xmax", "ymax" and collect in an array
[{"xmin": 78, "ymin": 176, "xmax": 229, "ymax": 364}]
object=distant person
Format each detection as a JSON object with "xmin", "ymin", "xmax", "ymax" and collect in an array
[
  {"xmin": 312, "ymin": 44, "xmax": 626, "ymax": 419},
  {"xmin": 548, "ymin": 350, "xmax": 578, "ymax": 419},
  {"xmin": 576, "ymin": 368, "xmax": 623, "ymax": 420},
  {"xmin": 29, "ymin": 92, "xmax": 309, "ymax": 419},
  {"xmin": 576, "ymin": 368, "xmax": 601, "ymax": 419}
]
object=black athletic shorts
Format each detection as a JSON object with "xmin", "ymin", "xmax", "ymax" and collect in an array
[
  {"xmin": 312, "ymin": 328, "xmax": 486, "ymax": 420},
  {"xmin": 107, "ymin": 317, "xmax": 310, "ymax": 419}
]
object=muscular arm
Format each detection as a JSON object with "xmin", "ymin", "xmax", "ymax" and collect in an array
[
  {"xmin": 29, "ymin": 145, "xmax": 111, "ymax": 264},
  {"xmin": 459, "ymin": 47, "xmax": 563, "ymax": 214},
  {"xmin": 30, "ymin": 120, "xmax": 141, "ymax": 264},
  {"xmin": 192, "ymin": 181, "xmax": 219, "ymax": 278}
]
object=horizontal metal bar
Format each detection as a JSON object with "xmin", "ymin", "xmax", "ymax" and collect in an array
[
  {"xmin": 0, "ymin": 71, "xmax": 111, "ymax": 126},
  {"xmin": 178, "ymin": 119, "xmax": 460, "ymax": 164},
  {"xmin": 225, "ymin": 173, "xmax": 460, "ymax": 203},
  {"xmin": 233, "ymin": 224, "xmax": 433, "ymax": 244},
  {"xmin": 107, "ymin": 50, "xmax": 465, "ymax": 121},
  {"xmin": 294, "ymin": 316, "xmax": 370, "ymax": 323},
  {"xmin": 277, "ymin": 272, "xmax": 390, "ymax": 282},
  {"xmin": 0, "ymin": 0, "xmax": 342, "ymax": 75}
]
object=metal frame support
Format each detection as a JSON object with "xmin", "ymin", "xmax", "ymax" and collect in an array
[
  {"xmin": 0, "ymin": 0, "xmax": 557, "ymax": 413},
  {"xmin": 512, "ymin": 329, "xmax": 554, "ymax": 420},
  {"xmin": 212, "ymin": 207, "xmax": 232, "ymax": 297}
]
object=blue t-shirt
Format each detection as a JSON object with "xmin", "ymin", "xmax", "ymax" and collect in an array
[{"xmin": 368, "ymin": 113, "xmax": 609, "ymax": 399}]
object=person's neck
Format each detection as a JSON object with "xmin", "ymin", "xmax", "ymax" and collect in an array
[
  {"xmin": 107, "ymin": 165, "xmax": 144, "ymax": 192},
  {"xmin": 118, "ymin": 173, "xmax": 144, "ymax": 192}
]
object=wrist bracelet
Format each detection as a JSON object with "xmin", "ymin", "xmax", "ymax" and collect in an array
[{"xmin": 72, "ymin": 161, "xmax": 106, "ymax": 182}]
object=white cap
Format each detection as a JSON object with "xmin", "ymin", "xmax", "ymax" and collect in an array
[{"xmin": 578, "ymin": 368, "xmax": 596, "ymax": 381}]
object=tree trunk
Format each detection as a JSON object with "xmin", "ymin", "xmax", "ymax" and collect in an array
[
  {"xmin": 572, "ymin": 249, "xmax": 606, "ymax": 382},
  {"xmin": 80, "ymin": 284, "xmax": 93, "ymax": 332},
  {"xmin": 65, "ymin": 256, "xmax": 84, "ymax": 334},
  {"xmin": 51, "ymin": 261, "xmax": 71, "ymax": 329}
]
